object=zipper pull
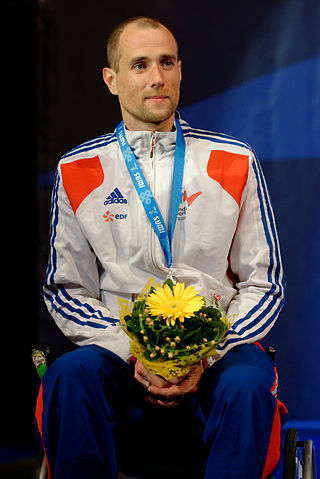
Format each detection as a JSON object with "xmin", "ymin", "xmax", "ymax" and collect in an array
[
  {"xmin": 150, "ymin": 134, "xmax": 155, "ymax": 158},
  {"xmin": 166, "ymin": 268, "xmax": 177, "ymax": 285}
]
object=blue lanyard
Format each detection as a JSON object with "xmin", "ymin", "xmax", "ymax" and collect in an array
[{"xmin": 115, "ymin": 118, "xmax": 186, "ymax": 268}]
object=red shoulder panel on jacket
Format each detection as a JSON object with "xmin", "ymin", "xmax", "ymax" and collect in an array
[
  {"xmin": 207, "ymin": 150, "xmax": 249, "ymax": 207},
  {"xmin": 61, "ymin": 156, "xmax": 104, "ymax": 214}
]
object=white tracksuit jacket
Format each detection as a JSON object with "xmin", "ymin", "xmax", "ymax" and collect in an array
[{"xmin": 44, "ymin": 116, "xmax": 285, "ymax": 365}]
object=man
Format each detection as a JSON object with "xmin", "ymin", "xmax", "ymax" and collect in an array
[{"xmin": 36, "ymin": 16, "xmax": 287, "ymax": 479}]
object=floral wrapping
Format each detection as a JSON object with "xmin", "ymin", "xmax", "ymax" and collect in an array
[{"xmin": 118, "ymin": 277, "xmax": 232, "ymax": 380}]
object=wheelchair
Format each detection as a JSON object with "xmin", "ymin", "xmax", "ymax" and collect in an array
[
  {"xmin": 32, "ymin": 347, "xmax": 317, "ymax": 479},
  {"xmin": 283, "ymin": 427, "xmax": 317, "ymax": 479}
]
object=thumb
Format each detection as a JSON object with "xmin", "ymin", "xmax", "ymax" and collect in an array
[{"xmin": 168, "ymin": 373, "xmax": 187, "ymax": 385}]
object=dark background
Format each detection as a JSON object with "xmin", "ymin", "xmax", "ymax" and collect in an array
[{"xmin": 1, "ymin": 0, "xmax": 319, "ymax": 468}]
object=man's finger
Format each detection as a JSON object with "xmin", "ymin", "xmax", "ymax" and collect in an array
[
  {"xmin": 148, "ymin": 365, "xmax": 203, "ymax": 398},
  {"xmin": 148, "ymin": 383, "xmax": 183, "ymax": 398},
  {"xmin": 168, "ymin": 374, "xmax": 187, "ymax": 385},
  {"xmin": 134, "ymin": 360, "xmax": 169, "ymax": 388},
  {"xmin": 145, "ymin": 395, "xmax": 184, "ymax": 408}
]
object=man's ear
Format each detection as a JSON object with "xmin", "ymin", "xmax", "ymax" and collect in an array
[{"xmin": 102, "ymin": 67, "xmax": 118, "ymax": 96}]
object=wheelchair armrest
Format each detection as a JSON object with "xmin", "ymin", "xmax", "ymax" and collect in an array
[{"xmin": 31, "ymin": 346, "xmax": 61, "ymax": 379}]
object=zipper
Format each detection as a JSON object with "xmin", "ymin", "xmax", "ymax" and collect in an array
[
  {"xmin": 150, "ymin": 133, "xmax": 155, "ymax": 159},
  {"xmin": 148, "ymin": 133, "xmax": 161, "ymax": 272}
]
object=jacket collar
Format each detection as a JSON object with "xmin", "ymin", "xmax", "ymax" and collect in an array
[{"xmin": 114, "ymin": 112, "xmax": 189, "ymax": 160}]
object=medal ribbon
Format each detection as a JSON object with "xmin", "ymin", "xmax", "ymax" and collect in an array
[{"xmin": 116, "ymin": 118, "xmax": 185, "ymax": 268}]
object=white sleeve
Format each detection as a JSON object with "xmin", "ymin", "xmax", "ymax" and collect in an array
[
  {"xmin": 43, "ymin": 168, "xmax": 131, "ymax": 362},
  {"xmin": 216, "ymin": 153, "xmax": 285, "ymax": 357}
]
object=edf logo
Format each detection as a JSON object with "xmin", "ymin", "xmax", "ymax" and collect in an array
[{"xmin": 103, "ymin": 211, "xmax": 128, "ymax": 222}]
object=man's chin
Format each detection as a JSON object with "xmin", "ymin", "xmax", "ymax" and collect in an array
[
  {"xmin": 142, "ymin": 106, "xmax": 176, "ymax": 125},
  {"xmin": 122, "ymin": 102, "xmax": 178, "ymax": 130}
]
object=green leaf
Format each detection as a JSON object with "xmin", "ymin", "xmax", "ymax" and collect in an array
[{"xmin": 163, "ymin": 278, "xmax": 174, "ymax": 291}]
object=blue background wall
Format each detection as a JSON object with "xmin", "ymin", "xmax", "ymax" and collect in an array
[
  {"xmin": 179, "ymin": 1, "xmax": 320, "ymax": 423},
  {"xmin": 182, "ymin": 54, "xmax": 320, "ymax": 421}
]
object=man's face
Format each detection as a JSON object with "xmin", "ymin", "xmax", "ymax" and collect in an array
[{"xmin": 104, "ymin": 24, "xmax": 182, "ymax": 131}]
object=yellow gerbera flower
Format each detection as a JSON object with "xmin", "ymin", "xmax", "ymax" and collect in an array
[{"xmin": 145, "ymin": 282, "xmax": 204, "ymax": 326}]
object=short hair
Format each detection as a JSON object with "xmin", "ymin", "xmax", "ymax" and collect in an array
[{"xmin": 107, "ymin": 16, "xmax": 178, "ymax": 72}]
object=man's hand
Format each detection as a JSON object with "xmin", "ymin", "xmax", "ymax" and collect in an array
[
  {"xmin": 134, "ymin": 359, "xmax": 204, "ymax": 408},
  {"xmin": 134, "ymin": 359, "xmax": 170, "ymax": 390}
]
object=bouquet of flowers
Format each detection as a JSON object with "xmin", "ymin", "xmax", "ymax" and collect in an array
[{"xmin": 119, "ymin": 278, "xmax": 231, "ymax": 380}]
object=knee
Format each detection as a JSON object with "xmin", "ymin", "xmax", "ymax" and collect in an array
[
  {"xmin": 223, "ymin": 363, "xmax": 276, "ymax": 408},
  {"xmin": 200, "ymin": 361, "xmax": 276, "ymax": 419},
  {"xmin": 203, "ymin": 345, "xmax": 276, "ymax": 399},
  {"xmin": 42, "ymin": 345, "xmax": 136, "ymax": 406},
  {"xmin": 42, "ymin": 345, "xmax": 108, "ymax": 391},
  {"xmin": 228, "ymin": 365, "xmax": 269, "ymax": 394}
]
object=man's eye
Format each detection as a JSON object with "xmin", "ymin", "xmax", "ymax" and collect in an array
[
  {"xmin": 162, "ymin": 60, "xmax": 174, "ymax": 68},
  {"xmin": 133, "ymin": 63, "xmax": 146, "ymax": 70}
]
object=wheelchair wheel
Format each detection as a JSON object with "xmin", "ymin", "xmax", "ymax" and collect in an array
[
  {"xmin": 302, "ymin": 439, "xmax": 317, "ymax": 479},
  {"xmin": 283, "ymin": 428, "xmax": 304, "ymax": 479},
  {"xmin": 283, "ymin": 428, "xmax": 317, "ymax": 479}
]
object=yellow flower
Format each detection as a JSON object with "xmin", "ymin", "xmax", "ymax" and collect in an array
[{"xmin": 145, "ymin": 282, "xmax": 204, "ymax": 326}]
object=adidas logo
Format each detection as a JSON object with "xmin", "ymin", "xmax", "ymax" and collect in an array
[{"xmin": 104, "ymin": 188, "xmax": 128, "ymax": 205}]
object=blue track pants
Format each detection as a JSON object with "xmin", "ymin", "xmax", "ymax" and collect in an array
[{"xmin": 35, "ymin": 343, "xmax": 287, "ymax": 479}]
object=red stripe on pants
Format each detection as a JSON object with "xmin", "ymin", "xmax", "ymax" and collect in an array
[{"xmin": 262, "ymin": 398, "xmax": 288, "ymax": 479}]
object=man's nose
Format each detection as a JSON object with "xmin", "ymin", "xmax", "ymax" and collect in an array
[{"xmin": 149, "ymin": 64, "xmax": 165, "ymax": 88}]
